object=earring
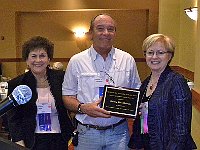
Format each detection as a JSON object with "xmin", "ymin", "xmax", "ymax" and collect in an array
[{"xmin": 26, "ymin": 65, "xmax": 30, "ymax": 69}]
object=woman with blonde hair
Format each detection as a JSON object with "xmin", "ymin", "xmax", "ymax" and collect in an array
[{"xmin": 128, "ymin": 34, "xmax": 196, "ymax": 150}]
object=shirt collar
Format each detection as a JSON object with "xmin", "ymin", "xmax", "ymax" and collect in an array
[{"xmin": 90, "ymin": 45, "xmax": 116, "ymax": 61}]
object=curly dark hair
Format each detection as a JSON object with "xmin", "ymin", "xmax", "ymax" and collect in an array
[{"xmin": 22, "ymin": 36, "xmax": 54, "ymax": 61}]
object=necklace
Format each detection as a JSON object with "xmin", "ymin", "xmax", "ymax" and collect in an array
[
  {"xmin": 37, "ymin": 80, "xmax": 49, "ymax": 88},
  {"xmin": 149, "ymin": 81, "xmax": 158, "ymax": 90},
  {"xmin": 149, "ymin": 83, "xmax": 155, "ymax": 90},
  {"xmin": 148, "ymin": 80, "xmax": 158, "ymax": 91},
  {"xmin": 36, "ymin": 76, "xmax": 49, "ymax": 88},
  {"xmin": 36, "ymin": 75, "xmax": 47, "ymax": 83},
  {"xmin": 141, "ymin": 87, "xmax": 153, "ymax": 102},
  {"xmin": 37, "ymin": 78, "xmax": 47, "ymax": 83},
  {"xmin": 149, "ymin": 84, "xmax": 153, "ymax": 90}
]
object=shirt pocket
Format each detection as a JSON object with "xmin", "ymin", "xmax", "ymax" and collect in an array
[
  {"xmin": 78, "ymin": 73, "xmax": 97, "ymax": 100},
  {"xmin": 113, "ymin": 70, "xmax": 131, "ymax": 87}
]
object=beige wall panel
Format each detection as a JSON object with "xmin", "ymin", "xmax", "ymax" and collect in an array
[
  {"xmin": 179, "ymin": 0, "xmax": 197, "ymax": 72},
  {"xmin": 0, "ymin": 0, "xmax": 158, "ymax": 11},
  {"xmin": 16, "ymin": 10, "xmax": 150, "ymax": 77},
  {"xmin": 136, "ymin": 62, "xmax": 150, "ymax": 81},
  {"xmin": 0, "ymin": 0, "xmax": 158, "ymax": 79},
  {"xmin": 0, "ymin": 10, "xmax": 17, "ymax": 77},
  {"xmin": 194, "ymin": 1, "xmax": 200, "ymax": 91},
  {"xmin": 0, "ymin": 10, "xmax": 16, "ymax": 57},
  {"xmin": 158, "ymin": 1, "xmax": 180, "ymax": 66},
  {"xmin": 159, "ymin": 0, "xmax": 196, "ymax": 72},
  {"xmin": 18, "ymin": 10, "xmax": 148, "ymax": 57}
]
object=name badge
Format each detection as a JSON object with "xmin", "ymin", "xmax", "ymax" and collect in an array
[
  {"xmin": 140, "ymin": 102, "xmax": 148, "ymax": 134},
  {"xmin": 99, "ymin": 87, "xmax": 104, "ymax": 97},
  {"xmin": 99, "ymin": 87, "xmax": 104, "ymax": 107},
  {"xmin": 38, "ymin": 113, "xmax": 52, "ymax": 131},
  {"xmin": 94, "ymin": 76, "xmax": 104, "ymax": 87},
  {"xmin": 37, "ymin": 103, "xmax": 52, "ymax": 114}
]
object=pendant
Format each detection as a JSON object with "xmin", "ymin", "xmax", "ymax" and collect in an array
[{"xmin": 150, "ymin": 84, "xmax": 153, "ymax": 90}]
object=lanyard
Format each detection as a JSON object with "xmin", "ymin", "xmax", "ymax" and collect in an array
[{"xmin": 93, "ymin": 54, "xmax": 116, "ymax": 86}]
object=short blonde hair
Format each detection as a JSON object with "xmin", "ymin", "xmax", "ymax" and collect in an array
[{"xmin": 142, "ymin": 34, "xmax": 175, "ymax": 59}]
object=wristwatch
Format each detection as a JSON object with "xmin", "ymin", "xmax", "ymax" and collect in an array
[{"xmin": 77, "ymin": 103, "xmax": 84, "ymax": 114}]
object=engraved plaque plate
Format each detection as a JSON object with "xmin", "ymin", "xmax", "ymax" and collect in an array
[{"xmin": 102, "ymin": 85, "xmax": 140, "ymax": 118}]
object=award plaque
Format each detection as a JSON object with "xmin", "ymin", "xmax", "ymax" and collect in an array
[{"xmin": 102, "ymin": 85, "xmax": 140, "ymax": 118}]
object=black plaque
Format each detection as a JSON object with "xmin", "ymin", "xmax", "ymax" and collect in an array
[{"xmin": 102, "ymin": 85, "xmax": 140, "ymax": 118}]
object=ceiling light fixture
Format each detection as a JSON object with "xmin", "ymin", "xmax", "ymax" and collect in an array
[{"xmin": 184, "ymin": 7, "xmax": 198, "ymax": 21}]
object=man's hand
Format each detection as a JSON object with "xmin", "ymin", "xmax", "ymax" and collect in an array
[{"xmin": 80, "ymin": 98, "xmax": 111, "ymax": 118}]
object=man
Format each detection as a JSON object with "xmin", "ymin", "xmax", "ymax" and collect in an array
[{"xmin": 62, "ymin": 14, "xmax": 141, "ymax": 150}]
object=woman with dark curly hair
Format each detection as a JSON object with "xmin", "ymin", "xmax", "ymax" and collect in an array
[{"xmin": 6, "ymin": 36, "xmax": 73, "ymax": 150}]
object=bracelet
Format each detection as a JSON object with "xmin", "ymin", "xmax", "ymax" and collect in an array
[{"xmin": 77, "ymin": 103, "xmax": 84, "ymax": 114}]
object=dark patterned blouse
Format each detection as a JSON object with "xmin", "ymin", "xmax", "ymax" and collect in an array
[{"xmin": 128, "ymin": 66, "xmax": 197, "ymax": 150}]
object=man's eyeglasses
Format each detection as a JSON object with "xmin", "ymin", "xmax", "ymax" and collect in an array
[{"xmin": 144, "ymin": 50, "xmax": 171, "ymax": 57}]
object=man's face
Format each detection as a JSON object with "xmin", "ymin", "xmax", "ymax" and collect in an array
[{"xmin": 91, "ymin": 15, "xmax": 116, "ymax": 52}]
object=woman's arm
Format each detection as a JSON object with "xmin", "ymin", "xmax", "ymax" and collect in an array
[{"xmin": 169, "ymin": 74, "xmax": 192, "ymax": 149}]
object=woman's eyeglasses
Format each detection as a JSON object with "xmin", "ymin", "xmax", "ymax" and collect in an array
[{"xmin": 144, "ymin": 50, "xmax": 171, "ymax": 57}]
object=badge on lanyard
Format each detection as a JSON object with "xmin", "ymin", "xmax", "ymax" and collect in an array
[
  {"xmin": 99, "ymin": 87, "xmax": 104, "ymax": 97},
  {"xmin": 37, "ymin": 103, "xmax": 52, "ymax": 131},
  {"xmin": 140, "ymin": 102, "xmax": 148, "ymax": 134},
  {"xmin": 94, "ymin": 76, "xmax": 104, "ymax": 87}
]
